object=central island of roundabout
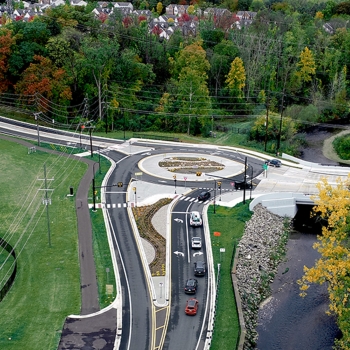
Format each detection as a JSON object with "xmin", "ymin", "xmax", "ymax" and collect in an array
[{"xmin": 138, "ymin": 152, "xmax": 245, "ymax": 181}]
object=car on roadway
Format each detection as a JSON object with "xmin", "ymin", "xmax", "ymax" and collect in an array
[
  {"xmin": 191, "ymin": 237, "xmax": 202, "ymax": 249},
  {"xmin": 190, "ymin": 211, "xmax": 202, "ymax": 227},
  {"xmin": 234, "ymin": 180, "xmax": 252, "ymax": 190},
  {"xmin": 267, "ymin": 158, "xmax": 282, "ymax": 167},
  {"xmin": 194, "ymin": 261, "xmax": 206, "ymax": 276},
  {"xmin": 198, "ymin": 191, "xmax": 210, "ymax": 201},
  {"xmin": 185, "ymin": 298, "xmax": 199, "ymax": 316},
  {"xmin": 184, "ymin": 278, "xmax": 198, "ymax": 294}
]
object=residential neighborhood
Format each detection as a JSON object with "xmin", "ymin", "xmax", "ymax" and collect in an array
[{"xmin": 1, "ymin": 0, "xmax": 257, "ymax": 39}]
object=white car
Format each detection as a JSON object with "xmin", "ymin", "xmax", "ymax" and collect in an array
[
  {"xmin": 190, "ymin": 211, "xmax": 202, "ymax": 227},
  {"xmin": 191, "ymin": 237, "xmax": 202, "ymax": 249}
]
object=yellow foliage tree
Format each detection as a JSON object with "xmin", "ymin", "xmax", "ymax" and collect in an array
[
  {"xmin": 156, "ymin": 2, "xmax": 163, "ymax": 15},
  {"xmin": 225, "ymin": 57, "xmax": 246, "ymax": 97},
  {"xmin": 298, "ymin": 176, "xmax": 350, "ymax": 349},
  {"xmin": 296, "ymin": 47, "xmax": 316, "ymax": 83}
]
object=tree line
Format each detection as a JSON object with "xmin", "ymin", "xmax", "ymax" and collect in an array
[{"xmin": 1, "ymin": 0, "xmax": 350, "ymax": 154}]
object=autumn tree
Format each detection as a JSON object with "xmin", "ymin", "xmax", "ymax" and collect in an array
[
  {"xmin": 226, "ymin": 57, "xmax": 246, "ymax": 98},
  {"xmin": 295, "ymin": 47, "xmax": 316, "ymax": 84},
  {"xmin": 0, "ymin": 29, "xmax": 16, "ymax": 93},
  {"xmin": 15, "ymin": 55, "xmax": 72, "ymax": 111},
  {"xmin": 156, "ymin": 2, "xmax": 163, "ymax": 15},
  {"xmin": 298, "ymin": 176, "xmax": 350, "ymax": 349}
]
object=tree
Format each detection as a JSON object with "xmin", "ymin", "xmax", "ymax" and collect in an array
[
  {"xmin": 77, "ymin": 35, "xmax": 119, "ymax": 119},
  {"xmin": 226, "ymin": 57, "xmax": 246, "ymax": 97},
  {"xmin": 296, "ymin": 47, "xmax": 316, "ymax": 83},
  {"xmin": 298, "ymin": 176, "xmax": 350, "ymax": 349},
  {"xmin": 169, "ymin": 41, "xmax": 211, "ymax": 135},
  {"xmin": 15, "ymin": 55, "xmax": 72, "ymax": 109},
  {"xmin": 156, "ymin": 2, "xmax": 163, "ymax": 15},
  {"xmin": 0, "ymin": 29, "xmax": 16, "ymax": 93}
]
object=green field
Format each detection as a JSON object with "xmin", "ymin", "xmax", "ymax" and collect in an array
[{"xmin": 0, "ymin": 138, "xmax": 86, "ymax": 350}]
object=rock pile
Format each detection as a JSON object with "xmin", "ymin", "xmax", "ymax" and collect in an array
[{"xmin": 235, "ymin": 204, "xmax": 290, "ymax": 349}]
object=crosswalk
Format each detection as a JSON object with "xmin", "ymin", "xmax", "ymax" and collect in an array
[{"xmin": 87, "ymin": 193, "xmax": 217, "ymax": 209}]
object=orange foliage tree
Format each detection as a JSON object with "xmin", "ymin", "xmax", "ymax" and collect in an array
[
  {"xmin": 298, "ymin": 176, "xmax": 350, "ymax": 349},
  {"xmin": 0, "ymin": 29, "xmax": 16, "ymax": 93},
  {"xmin": 15, "ymin": 55, "xmax": 72, "ymax": 109}
]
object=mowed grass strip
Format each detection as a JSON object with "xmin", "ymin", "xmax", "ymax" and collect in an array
[
  {"xmin": 0, "ymin": 138, "xmax": 86, "ymax": 350},
  {"xmin": 208, "ymin": 202, "xmax": 252, "ymax": 350},
  {"xmin": 88, "ymin": 155, "xmax": 116, "ymax": 308}
]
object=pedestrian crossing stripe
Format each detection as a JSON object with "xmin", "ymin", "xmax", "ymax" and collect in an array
[{"xmin": 88, "ymin": 195, "xmax": 213, "ymax": 209}]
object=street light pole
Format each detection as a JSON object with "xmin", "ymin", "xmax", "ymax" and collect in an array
[
  {"xmin": 250, "ymin": 165, "xmax": 253, "ymax": 200},
  {"xmin": 89, "ymin": 127, "xmax": 93, "ymax": 158},
  {"xmin": 218, "ymin": 181, "xmax": 222, "ymax": 201},
  {"xmin": 277, "ymin": 93, "xmax": 285, "ymax": 154},
  {"xmin": 92, "ymin": 162, "xmax": 99, "ymax": 212},
  {"xmin": 243, "ymin": 157, "xmax": 247, "ymax": 204},
  {"xmin": 34, "ymin": 112, "xmax": 41, "ymax": 146}
]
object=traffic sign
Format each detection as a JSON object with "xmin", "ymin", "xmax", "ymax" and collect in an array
[
  {"xmin": 263, "ymin": 164, "xmax": 268, "ymax": 170},
  {"xmin": 231, "ymin": 182, "xmax": 235, "ymax": 186},
  {"xmin": 117, "ymin": 182, "xmax": 123, "ymax": 187},
  {"xmin": 184, "ymin": 176, "xmax": 187, "ymax": 181}
]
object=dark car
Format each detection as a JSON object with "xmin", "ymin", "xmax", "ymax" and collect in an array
[
  {"xmin": 234, "ymin": 180, "xmax": 252, "ymax": 190},
  {"xmin": 194, "ymin": 261, "xmax": 206, "ymax": 276},
  {"xmin": 198, "ymin": 191, "xmax": 210, "ymax": 201},
  {"xmin": 267, "ymin": 159, "xmax": 282, "ymax": 167},
  {"xmin": 185, "ymin": 298, "xmax": 199, "ymax": 316},
  {"xmin": 184, "ymin": 278, "xmax": 198, "ymax": 294}
]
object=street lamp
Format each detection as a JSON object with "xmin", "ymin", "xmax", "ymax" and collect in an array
[
  {"xmin": 218, "ymin": 181, "xmax": 222, "ymax": 201},
  {"xmin": 34, "ymin": 112, "xmax": 41, "ymax": 146},
  {"xmin": 173, "ymin": 175, "xmax": 177, "ymax": 194},
  {"xmin": 243, "ymin": 157, "xmax": 247, "ymax": 204},
  {"xmin": 250, "ymin": 165, "xmax": 253, "ymax": 200}
]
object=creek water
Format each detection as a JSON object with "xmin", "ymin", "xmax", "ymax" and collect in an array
[{"xmin": 255, "ymin": 229, "xmax": 341, "ymax": 350}]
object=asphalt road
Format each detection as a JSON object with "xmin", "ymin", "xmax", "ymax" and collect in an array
[{"xmin": 164, "ymin": 193, "xmax": 209, "ymax": 350}]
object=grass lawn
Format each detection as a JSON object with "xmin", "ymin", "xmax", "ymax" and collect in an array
[
  {"xmin": 207, "ymin": 202, "xmax": 253, "ymax": 350},
  {"xmin": 87, "ymin": 155, "xmax": 116, "ymax": 308},
  {"xmin": 0, "ymin": 138, "xmax": 86, "ymax": 350}
]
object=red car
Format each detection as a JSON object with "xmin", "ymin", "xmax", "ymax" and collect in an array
[{"xmin": 185, "ymin": 298, "xmax": 199, "ymax": 316}]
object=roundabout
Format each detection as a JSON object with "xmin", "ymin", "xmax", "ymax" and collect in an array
[{"xmin": 138, "ymin": 152, "xmax": 245, "ymax": 181}]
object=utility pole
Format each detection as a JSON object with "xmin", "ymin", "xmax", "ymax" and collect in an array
[
  {"xmin": 264, "ymin": 96, "xmax": 269, "ymax": 152},
  {"xmin": 277, "ymin": 92, "xmax": 285, "ymax": 154},
  {"xmin": 38, "ymin": 164, "xmax": 54, "ymax": 247},
  {"xmin": 34, "ymin": 112, "xmax": 41, "ymax": 146}
]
